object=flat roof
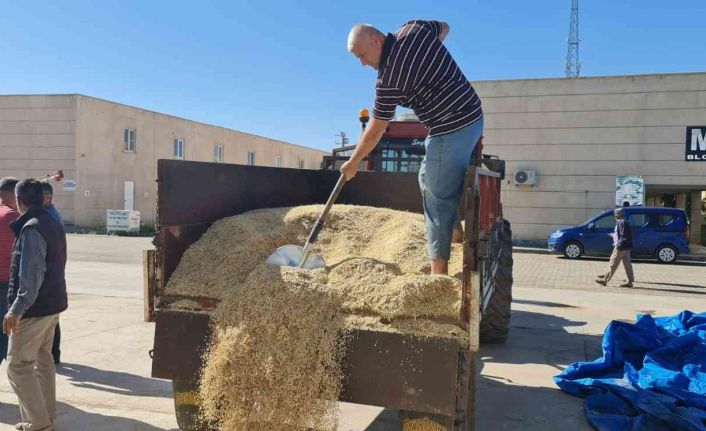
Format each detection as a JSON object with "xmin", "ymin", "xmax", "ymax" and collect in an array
[
  {"xmin": 0, "ymin": 93, "xmax": 328, "ymax": 154},
  {"xmin": 474, "ymin": 70, "xmax": 706, "ymax": 85}
]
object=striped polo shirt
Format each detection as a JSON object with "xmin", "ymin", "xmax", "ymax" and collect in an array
[{"xmin": 373, "ymin": 20, "xmax": 483, "ymax": 137}]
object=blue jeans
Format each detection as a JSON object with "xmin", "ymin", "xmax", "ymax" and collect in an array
[
  {"xmin": 418, "ymin": 118, "xmax": 484, "ymax": 260},
  {"xmin": 0, "ymin": 281, "xmax": 8, "ymax": 363}
]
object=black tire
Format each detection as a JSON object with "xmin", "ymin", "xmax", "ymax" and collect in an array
[
  {"xmin": 172, "ymin": 380, "xmax": 210, "ymax": 431},
  {"xmin": 656, "ymin": 244, "xmax": 678, "ymax": 264},
  {"xmin": 480, "ymin": 220, "xmax": 513, "ymax": 344},
  {"xmin": 562, "ymin": 241, "xmax": 583, "ymax": 259}
]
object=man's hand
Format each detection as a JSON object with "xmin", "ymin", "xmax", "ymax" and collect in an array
[
  {"xmin": 438, "ymin": 21, "xmax": 450, "ymax": 42},
  {"xmin": 3, "ymin": 312, "xmax": 22, "ymax": 335},
  {"xmin": 340, "ymin": 160, "xmax": 358, "ymax": 181},
  {"xmin": 339, "ymin": 117, "xmax": 389, "ymax": 181}
]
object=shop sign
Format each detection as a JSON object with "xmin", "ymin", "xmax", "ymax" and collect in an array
[
  {"xmin": 616, "ymin": 176, "xmax": 644, "ymax": 207},
  {"xmin": 63, "ymin": 180, "xmax": 77, "ymax": 192},
  {"xmin": 686, "ymin": 126, "xmax": 706, "ymax": 161}
]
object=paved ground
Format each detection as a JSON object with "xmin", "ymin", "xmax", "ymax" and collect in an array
[
  {"xmin": 0, "ymin": 234, "xmax": 703, "ymax": 430},
  {"xmin": 515, "ymin": 252, "xmax": 706, "ymax": 296}
]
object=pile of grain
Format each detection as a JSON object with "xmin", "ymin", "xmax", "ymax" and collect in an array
[
  {"xmin": 165, "ymin": 205, "xmax": 467, "ymax": 429},
  {"xmin": 199, "ymin": 264, "xmax": 344, "ymax": 430},
  {"xmin": 167, "ymin": 205, "xmax": 463, "ymax": 318}
]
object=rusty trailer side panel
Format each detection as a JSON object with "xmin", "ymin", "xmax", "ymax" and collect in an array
[
  {"xmin": 152, "ymin": 159, "xmax": 483, "ymax": 424},
  {"xmin": 152, "ymin": 310, "xmax": 212, "ymax": 383},
  {"xmin": 152, "ymin": 309, "xmax": 462, "ymax": 416},
  {"xmin": 155, "ymin": 160, "xmax": 422, "ymax": 295}
]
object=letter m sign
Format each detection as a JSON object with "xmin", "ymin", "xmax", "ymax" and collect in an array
[{"xmin": 685, "ymin": 126, "xmax": 706, "ymax": 161}]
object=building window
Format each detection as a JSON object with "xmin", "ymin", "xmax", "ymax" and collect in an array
[
  {"xmin": 215, "ymin": 145, "xmax": 224, "ymax": 163},
  {"xmin": 275, "ymin": 156, "xmax": 281, "ymax": 167},
  {"xmin": 400, "ymin": 149, "xmax": 423, "ymax": 173},
  {"xmin": 174, "ymin": 138, "xmax": 184, "ymax": 159},
  {"xmin": 247, "ymin": 151, "xmax": 255, "ymax": 166},
  {"xmin": 381, "ymin": 149, "xmax": 397, "ymax": 172},
  {"xmin": 124, "ymin": 128, "xmax": 136, "ymax": 152},
  {"xmin": 298, "ymin": 158, "xmax": 304, "ymax": 169}
]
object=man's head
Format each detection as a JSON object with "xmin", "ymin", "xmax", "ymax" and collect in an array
[
  {"xmin": 614, "ymin": 208, "xmax": 625, "ymax": 220},
  {"xmin": 41, "ymin": 182, "xmax": 53, "ymax": 207},
  {"xmin": 347, "ymin": 24, "xmax": 386, "ymax": 70},
  {"xmin": 0, "ymin": 177, "xmax": 19, "ymax": 208},
  {"xmin": 15, "ymin": 179, "xmax": 44, "ymax": 214}
]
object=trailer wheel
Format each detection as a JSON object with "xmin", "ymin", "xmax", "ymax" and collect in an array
[
  {"xmin": 172, "ymin": 380, "xmax": 209, "ymax": 431},
  {"xmin": 479, "ymin": 220, "xmax": 513, "ymax": 344}
]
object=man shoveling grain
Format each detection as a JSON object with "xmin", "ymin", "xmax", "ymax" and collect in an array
[{"xmin": 341, "ymin": 20, "xmax": 484, "ymax": 275}]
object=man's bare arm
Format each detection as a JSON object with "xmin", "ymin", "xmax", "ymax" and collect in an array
[
  {"xmin": 438, "ymin": 21, "xmax": 450, "ymax": 42},
  {"xmin": 340, "ymin": 117, "xmax": 389, "ymax": 180}
]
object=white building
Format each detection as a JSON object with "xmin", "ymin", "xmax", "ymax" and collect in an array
[
  {"xmin": 0, "ymin": 94, "xmax": 327, "ymax": 227},
  {"xmin": 474, "ymin": 72, "xmax": 705, "ymax": 245}
]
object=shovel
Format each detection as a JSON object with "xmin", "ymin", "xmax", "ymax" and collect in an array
[{"xmin": 266, "ymin": 173, "xmax": 346, "ymax": 269}]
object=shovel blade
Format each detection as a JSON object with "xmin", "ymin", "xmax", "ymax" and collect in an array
[{"xmin": 266, "ymin": 245, "xmax": 326, "ymax": 270}]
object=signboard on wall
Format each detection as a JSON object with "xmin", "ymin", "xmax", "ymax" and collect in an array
[
  {"xmin": 63, "ymin": 180, "xmax": 77, "ymax": 192},
  {"xmin": 106, "ymin": 210, "xmax": 141, "ymax": 233},
  {"xmin": 616, "ymin": 176, "xmax": 644, "ymax": 207},
  {"xmin": 686, "ymin": 126, "xmax": 706, "ymax": 161}
]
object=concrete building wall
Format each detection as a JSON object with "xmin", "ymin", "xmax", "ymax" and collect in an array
[
  {"xmin": 1, "ymin": 94, "xmax": 327, "ymax": 227},
  {"xmin": 0, "ymin": 95, "xmax": 77, "ymax": 221},
  {"xmin": 474, "ymin": 73, "xmax": 706, "ymax": 243},
  {"xmin": 73, "ymin": 96, "xmax": 327, "ymax": 226}
]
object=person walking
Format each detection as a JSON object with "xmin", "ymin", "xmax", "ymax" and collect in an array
[
  {"xmin": 342, "ymin": 20, "xmax": 483, "ymax": 274},
  {"xmin": 0, "ymin": 177, "xmax": 20, "ymax": 364},
  {"xmin": 4, "ymin": 179, "xmax": 68, "ymax": 431},
  {"xmin": 595, "ymin": 208, "xmax": 634, "ymax": 288}
]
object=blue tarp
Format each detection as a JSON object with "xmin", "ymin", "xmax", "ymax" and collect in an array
[{"xmin": 555, "ymin": 311, "xmax": 706, "ymax": 431}]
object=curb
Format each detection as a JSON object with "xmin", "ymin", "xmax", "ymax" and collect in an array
[
  {"xmin": 513, "ymin": 247, "xmax": 549, "ymax": 256},
  {"xmin": 512, "ymin": 246, "xmax": 706, "ymax": 263},
  {"xmin": 680, "ymin": 254, "xmax": 706, "ymax": 263}
]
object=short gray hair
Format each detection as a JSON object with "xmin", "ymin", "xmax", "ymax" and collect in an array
[
  {"xmin": 347, "ymin": 24, "xmax": 383, "ymax": 52},
  {"xmin": 0, "ymin": 177, "xmax": 19, "ymax": 193}
]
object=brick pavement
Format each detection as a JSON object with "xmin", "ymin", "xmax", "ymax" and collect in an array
[{"xmin": 513, "ymin": 252, "xmax": 706, "ymax": 296}]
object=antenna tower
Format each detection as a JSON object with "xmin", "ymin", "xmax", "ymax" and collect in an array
[
  {"xmin": 565, "ymin": 0, "xmax": 580, "ymax": 77},
  {"xmin": 335, "ymin": 131, "xmax": 349, "ymax": 148}
]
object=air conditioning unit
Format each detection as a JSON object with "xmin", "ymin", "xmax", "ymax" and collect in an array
[{"xmin": 513, "ymin": 170, "xmax": 537, "ymax": 186}]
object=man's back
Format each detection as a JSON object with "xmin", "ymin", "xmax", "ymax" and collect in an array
[
  {"xmin": 374, "ymin": 20, "xmax": 483, "ymax": 137},
  {"xmin": 8, "ymin": 208, "xmax": 68, "ymax": 319}
]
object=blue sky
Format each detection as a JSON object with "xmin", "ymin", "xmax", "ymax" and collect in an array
[{"xmin": 1, "ymin": 0, "xmax": 705, "ymax": 151}]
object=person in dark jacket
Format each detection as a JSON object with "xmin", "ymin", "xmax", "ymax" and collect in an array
[
  {"xmin": 595, "ymin": 208, "xmax": 634, "ymax": 288},
  {"xmin": 41, "ymin": 182, "xmax": 62, "ymax": 364},
  {"xmin": 3, "ymin": 179, "xmax": 67, "ymax": 431}
]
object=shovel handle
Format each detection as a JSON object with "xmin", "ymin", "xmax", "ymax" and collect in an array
[
  {"xmin": 298, "ymin": 174, "xmax": 346, "ymax": 268},
  {"xmin": 306, "ymin": 173, "xmax": 346, "ymax": 245}
]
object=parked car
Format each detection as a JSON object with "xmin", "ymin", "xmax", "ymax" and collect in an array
[{"xmin": 548, "ymin": 207, "xmax": 690, "ymax": 263}]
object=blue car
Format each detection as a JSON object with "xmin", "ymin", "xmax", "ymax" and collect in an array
[{"xmin": 548, "ymin": 207, "xmax": 690, "ymax": 264}]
